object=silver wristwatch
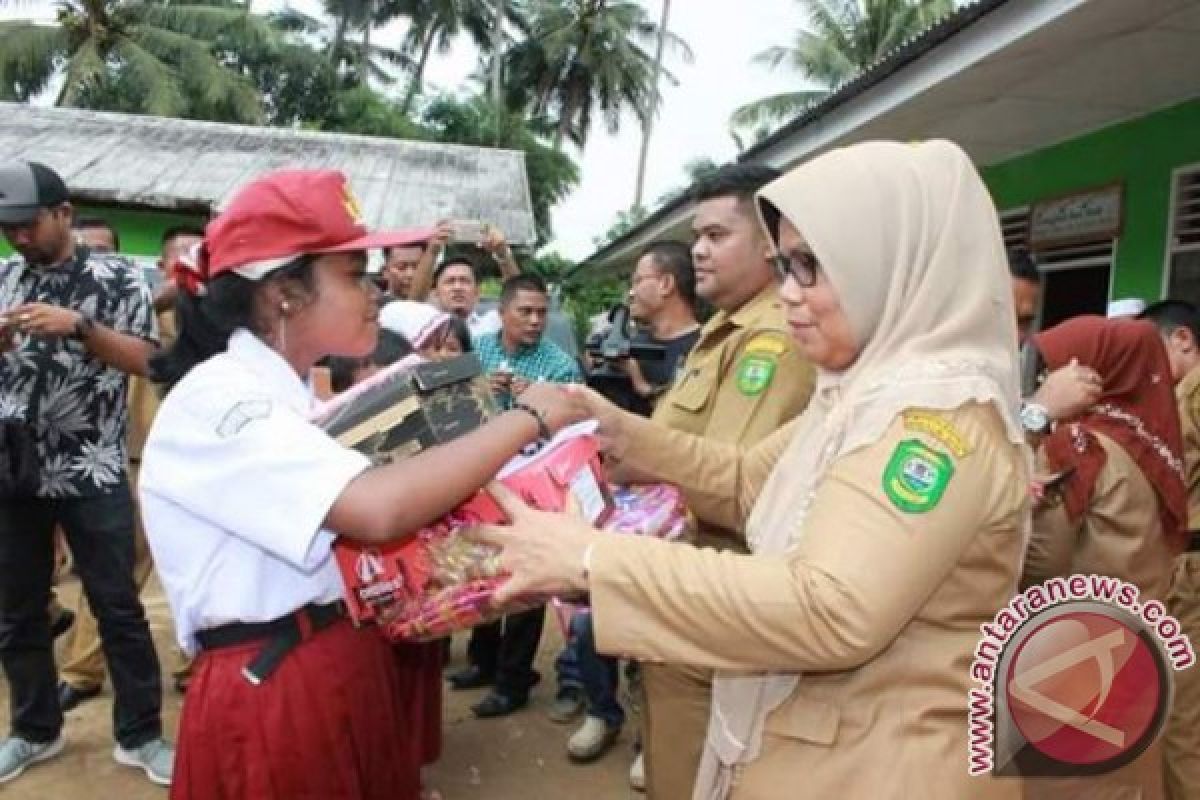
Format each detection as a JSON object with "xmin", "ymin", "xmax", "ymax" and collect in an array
[{"xmin": 1019, "ymin": 401, "xmax": 1052, "ymax": 436}]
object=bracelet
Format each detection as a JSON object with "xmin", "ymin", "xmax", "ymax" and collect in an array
[{"xmin": 512, "ymin": 402, "xmax": 551, "ymax": 441}]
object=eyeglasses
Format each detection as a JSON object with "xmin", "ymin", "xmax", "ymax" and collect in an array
[{"xmin": 770, "ymin": 250, "xmax": 819, "ymax": 287}]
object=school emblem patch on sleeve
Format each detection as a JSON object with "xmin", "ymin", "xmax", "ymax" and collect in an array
[
  {"xmin": 882, "ymin": 439, "xmax": 955, "ymax": 513},
  {"xmin": 735, "ymin": 354, "xmax": 777, "ymax": 396}
]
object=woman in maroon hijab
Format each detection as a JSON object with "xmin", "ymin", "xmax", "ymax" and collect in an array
[{"xmin": 1023, "ymin": 315, "xmax": 1186, "ymax": 800}]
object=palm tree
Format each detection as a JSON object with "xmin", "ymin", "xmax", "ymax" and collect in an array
[
  {"xmin": 281, "ymin": 3, "xmax": 408, "ymax": 88},
  {"xmin": 503, "ymin": 0, "xmax": 692, "ymax": 150},
  {"xmin": 0, "ymin": 0, "xmax": 275, "ymax": 121},
  {"xmin": 631, "ymin": 0, "xmax": 670, "ymax": 210},
  {"xmin": 374, "ymin": 0, "xmax": 515, "ymax": 114},
  {"xmin": 730, "ymin": 0, "xmax": 955, "ymax": 136}
]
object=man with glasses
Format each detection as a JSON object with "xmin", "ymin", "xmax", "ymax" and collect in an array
[{"xmin": 617, "ymin": 164, "xmax": 815, "ymax": 796}]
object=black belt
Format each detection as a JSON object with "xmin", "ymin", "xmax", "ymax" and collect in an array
[
  {"xmin": 195, "ymin": 600, "xmax": 347, "ymax": 686},
  {"xmin": 1189, "ymin": 532, "xmax": 1200, "ymax": 553}
]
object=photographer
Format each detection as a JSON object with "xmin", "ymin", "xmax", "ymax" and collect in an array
[{"xmin": 589, "ymin": 242, "xmax": 702, "ymax": 417}]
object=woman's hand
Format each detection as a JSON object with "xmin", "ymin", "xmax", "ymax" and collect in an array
[{"xmin": 465, "ymin": 482, "xmax": 602, "ymax": 605}]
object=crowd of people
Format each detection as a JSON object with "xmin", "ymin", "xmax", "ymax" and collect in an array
[{"xmin": 0, "ymin": 140, "xmax": 1197, "ymax": 800}]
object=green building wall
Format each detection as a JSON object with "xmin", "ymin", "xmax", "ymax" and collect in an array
[
  {"xmin": 0, "ymin": 205, "xmax": 206, "ymax": 259},
  {"xmin": 983, "ymin": 97, "xmax": 1200, "ymax": 301}
]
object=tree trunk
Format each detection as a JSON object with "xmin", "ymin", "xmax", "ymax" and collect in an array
[
  {"xmin": 331, "ymin": 10, "xmax": 350, "ymax": 67},
  {"xmin": 360, "ymin": 0, "xmax": 373, "ymax": 87},
  {"xmin": 632, "ymin": 0, "xmax": 669, "ymax": 211},
  {"xmin": 490, "ymin": 0, "xmax": 504, "ymax": 113},
  {"xmin": 400, "ymin": 25, "xmax": 437, "ymax": 114}
]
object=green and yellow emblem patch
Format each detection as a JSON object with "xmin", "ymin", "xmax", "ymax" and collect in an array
[
  {"xmin": 882, "ymin": 439, "xmax": 955, "ymax": 513},
  {"xmin": 735, "ymin": 354, "xmax": 777, "ymax": 396}
]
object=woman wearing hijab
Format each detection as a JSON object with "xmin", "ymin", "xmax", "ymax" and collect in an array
[
  {"xmin": 469, "ymin": 140, "xmax": 1029, "ymax": 799},
  {"xmin": 1022, "ymin": 315, "xmax": 1185, "ymax": 800}
]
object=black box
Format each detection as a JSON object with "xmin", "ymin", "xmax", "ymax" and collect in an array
[{"xmin": 315, "ymin": 354, "xmax": 496, "ymax": 464}]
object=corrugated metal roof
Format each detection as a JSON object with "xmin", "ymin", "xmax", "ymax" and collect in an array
[{"xmin": 0, "ymin": 102, "xmax": 538, "ymax": 245}]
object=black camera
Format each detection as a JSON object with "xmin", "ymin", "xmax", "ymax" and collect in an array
[{"xmin": 585, "ymin": 304, "xmax": 666, "ymax": 407}]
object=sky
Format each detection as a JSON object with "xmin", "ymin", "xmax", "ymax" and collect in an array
[
  {"xmin": 0, "ymin": 0, "xmax": 805, "ymax": 261},
  {"xmin": 409, "ymin": 1, "xmax": 803, "ymax": 260}
]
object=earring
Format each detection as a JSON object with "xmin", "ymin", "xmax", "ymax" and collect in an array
[{"xmin": 281, "ymin": 301, "xmax": 291, "ymax": 314}]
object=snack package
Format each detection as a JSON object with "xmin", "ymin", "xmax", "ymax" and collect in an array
[
  {"xmin": 334, "ymin": 422, "xmax": 612, "ymax": 641},
  {"xmin": 550, "ymin": 482, "xmax": 689, "ymax": 636}
]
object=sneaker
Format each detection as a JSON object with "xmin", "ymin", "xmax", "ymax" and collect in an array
[
  {"xmin": 547, "ymin": 687, "xmax": 585, "ymax": 724},
  {"xmin": 0, "ymin": 735, "xmax": 65, "ymax": 783},
  {"xmin": 629, "ymin": 751, "xmax": 645, "ymax": 792},
  {"xmin": 567, "ymin": 715, "xmax": 620, "ymax": 763},
  {"xmin": 114, "ymin": 737, "xmax": 174, "ymax": 786}
]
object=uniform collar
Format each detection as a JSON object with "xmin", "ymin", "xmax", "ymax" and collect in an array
[
  {"xmin": 702, "ymin": 283, "xmax": 781, "ymax": 336},
  {"xmin": 227, "ymin": 328, "xmax": 314, "ymax": 414},
  {"xmin": 1178, "ymin": 364, "xmax": 1200, "ymax": 403}
]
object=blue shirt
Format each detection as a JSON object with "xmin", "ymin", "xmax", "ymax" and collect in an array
[{"xmin": 474, "ymin": 332, "xmax": 582, "ymax": 408}]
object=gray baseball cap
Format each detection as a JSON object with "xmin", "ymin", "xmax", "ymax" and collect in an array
[{"xmin": 0, "ymin": 161, "xmax": 70, "ymax": 225}]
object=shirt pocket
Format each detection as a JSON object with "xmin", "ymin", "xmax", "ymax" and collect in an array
[
  {"xmin": 668, "ymin": 354, "xmax": 719, "ymax": 414},
  {"xmin": 762, "ymin": 693, "xmax": 841, "ymax": 746}
]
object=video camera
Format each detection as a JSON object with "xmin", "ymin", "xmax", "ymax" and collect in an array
[{"xmin": 585, "ymin": 304, "xmax": 666, "ymax": 408}]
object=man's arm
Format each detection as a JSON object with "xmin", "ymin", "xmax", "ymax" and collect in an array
[
  {"xmin": 7, "ymin": 302, "xmax": 154, "ymax": 375},
  {"xmin": 483, "ymin": 225, "xmax": 521, "ymax": 280},
  {"xmin": 153, "ymin": 280, "xmax": 178, "ymax": 314},
  {"xmin": 79, "ymin": 322, "xmax": 155, "ymax": 376},
  {"xmin": 409, "ymin": 221, "xmax": 453, "ymax": 302}
]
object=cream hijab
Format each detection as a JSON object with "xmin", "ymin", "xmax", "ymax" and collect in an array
[{"xmin": 694, "ymin": 140, "xmax": 1026, "ymax": 800}]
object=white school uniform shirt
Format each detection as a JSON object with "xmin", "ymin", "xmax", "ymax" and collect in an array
[
  {"xmin": 139, "ymin": 329, "xmax": 370, "ymax": 655},
  {"xmin": 467, "ymin": 308, "xmax": 501, "ymax": 337}
]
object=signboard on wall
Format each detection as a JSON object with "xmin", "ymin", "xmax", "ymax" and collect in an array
[{"xmin": 1030, "ymin": 183, "xmax": 1124, "ymax": 250}]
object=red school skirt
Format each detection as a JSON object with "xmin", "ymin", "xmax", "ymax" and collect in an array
[
  {"xmin": 393, "ymin": 640, "xmax": 444, "ymax": 766},
  {"xmin": 172, "ymin": 617, "xmax": 421, "ymax": 800}
]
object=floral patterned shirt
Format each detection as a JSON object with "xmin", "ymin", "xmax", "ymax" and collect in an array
[{"xmin": 0, "ymin": 246, "xmax": 158, "ymax": 497}]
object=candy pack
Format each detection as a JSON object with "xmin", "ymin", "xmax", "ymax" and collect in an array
[
  {"xmin": 550, "ymin": 483, "xmax": 690, "ymax": 637},
  {"xmin": 334, "ymin": 423, "xmax": 613, "ymax": 641}
]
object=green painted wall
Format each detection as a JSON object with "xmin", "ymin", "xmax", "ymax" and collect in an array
[
  {"xmin": 983, "ymin": 97, "xmax": 1200, "ymax": 300},
  {"xmin": 0, "ymin": 205, "xmax": 206, "ymax": 259}
]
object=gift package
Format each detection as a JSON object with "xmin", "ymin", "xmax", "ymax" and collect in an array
[
  {"xmin": 334, "ymin": 422, "xmax": 615, "ymax": 641},
  {"xmin": 313, "ymin": 352, "xmax": 496, "ymax": 463},
  {"xmin": 550, "ymin": 483, "xmax": 690, "ymax": 637}
]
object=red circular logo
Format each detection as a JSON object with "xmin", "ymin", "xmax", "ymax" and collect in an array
[{"xmin": 1005, "ymin": 608, "xmax": 1165, "ymax": 769}]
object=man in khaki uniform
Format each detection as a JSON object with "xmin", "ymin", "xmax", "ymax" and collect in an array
[
  {"xmin": 1139, "ymin": 300, "xmax": 1200, "ymax": 800},
  {"xmin": 58, "ymin": 226, "xmax": 201, "ymax": 708},
  {"xmin": 612, "ymin": 165, "xmax": 815, "ymax": 798}
]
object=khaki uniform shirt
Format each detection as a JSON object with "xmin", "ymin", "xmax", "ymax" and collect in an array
[
  {"xmin": 128, "ymin": 310, "xmax": 175, "ymax": 461},
  {"xmin": 591, "ymin": 403, "xmax": 1027, "ymax": 799},
  {"xmin": 644, "ymin": 285, "xmax": 814, "ymax": 551},
  {"xmin": 1178, "ymin": 367, "xmax": 1200, "ymax": 531},
  {"xmin": 1026, "ymin": 432, "xmax": 1174, "ymax": 604},
  {"xmin": 1165, "ymin": 367, "xmax": 1200, "ymax": 800}
]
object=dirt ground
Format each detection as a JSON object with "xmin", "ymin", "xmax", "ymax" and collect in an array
[{"xmin": 1, "ymin": 575, "xmax": 640, "ymax": 800}]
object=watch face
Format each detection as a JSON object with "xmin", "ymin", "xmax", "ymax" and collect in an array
[{"xmin": 1021, "ymin": 404, "xmax": 1049, "ymax": 432}]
